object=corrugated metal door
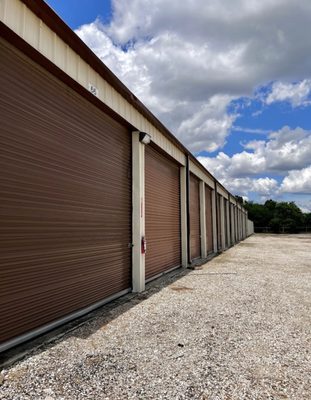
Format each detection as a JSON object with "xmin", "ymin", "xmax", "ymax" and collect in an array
[
  {"xmin": 224, "ymin": 199, "xmax": 228, "ymax": 248},
  {"xmin": 235, "ymin": 207, "xmax": 238, "ymax": 242},
  {"xmin": 0, "ymin": 39, "xmax": 132, "ymax": 345},
  {"xmin": 230, "ymin": 204, "xmax": 234, "ymax": 245},
  {"xmin": 238, "ymin": 208, "xmax": 241, "ymax": 241},
  {"xmin": 217, "ymin": 194, "xmax": 222, "ymax": 251},
  {"xmin": 145, "ymin": 145, "xmax": 181, "ymax": 280},
  {"xmin": 238, "ymin": 209, "xmax": 241, "ymax": 240},
  {"xmin": 190, "ymin": 174, "xmax": 201, "ymax": 260},
  {"xmin": 205, "ymin": 185, "xmax": 214, "ymax": 254}
]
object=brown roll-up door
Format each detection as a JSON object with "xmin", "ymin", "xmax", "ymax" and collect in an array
[
  {"xmin": 235, "ymin": 207, "xmax": 238, "ymax": 242},
  {"xmin": 0, "ymin": 39, "xmax": 131, "ymax": 346},
  {"xmin": 217, "ymin": 194, "xmax": 222, "ymax": 251},
  {"xmin": 145, "ymin": 145, "xmax": 181, "ymax": 280},
  {"xmin": 205, "ymin": 185, "xmax": 214, "ymax": 254},
  {"xmin": 239, "ymin": 210, "xmax": 241, "ymax": 240},
  {"xmin": 236, "ymin": 207, "xmax": 241, "ymax": 241},
  {"xmin": 230, "ymin": 204, "xmax": 234, "ymax": 245},
  {"xmin": 224, "ymin": 199, "xmax": 228, "ymax": 248},
  {"xmin": 190, "ymin": 174, "xmax": 201, "ymax": 260}
]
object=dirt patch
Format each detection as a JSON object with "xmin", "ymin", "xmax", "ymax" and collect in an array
[
  {"xmin": 237, "ymin": 242, "xmax": 256, "ymax": 247},
  {"xmin": 170, "ymin": 285, "xmax": 193, "ymax": 292}
]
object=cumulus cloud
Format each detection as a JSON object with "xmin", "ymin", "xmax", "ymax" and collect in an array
[
  {"xmin": 176, "ymin": 95, "xmax": 236, "ymax": 152},
  {"xmin": 76, "ymin": 0, "xmax": 311, "ymax": 152},
  {"xmin": 280, "ymin": 166, "xmax": 311, "ymax": 194},
  {"xmin": 198, "ymin": 153, "xmax": 279, "ymax": 198},
  {"xmin": 250, "ymin": 126, "xmax": 311, "ymax": 172},
  {"xmin": 221, "ymin": 177, "xmax": 279, "ymax": 197},
  {"xmin": 199, "ymin": 154, "xmax": 263, "ymax": 196},
  {"xmin": 198, "ymin": 126, "xmax": 311, "ymax": 197},
  {"xmin": 266, "ymin": 79, "xmax": 311, "ymax": 107},
  {"xmin": 199, "ymin": 126, "xmax": 311, "ymax": 181}
]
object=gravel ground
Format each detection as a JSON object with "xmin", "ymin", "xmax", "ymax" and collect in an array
[{"xmin": 1, "ymin": 233, "xmax": 310, "ymax": 400}]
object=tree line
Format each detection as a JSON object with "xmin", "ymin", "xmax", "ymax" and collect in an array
[{"xmin": 235, "ymin": 197, "xmax": 311, "ymax": 233}]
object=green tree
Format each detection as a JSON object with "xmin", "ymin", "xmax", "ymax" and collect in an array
[
  {"xmin": 244, "ymin": 199, "xmax": 307, "ymax": 233},
  {"xmin": 304, "ymin": 213, "xmax": 311, "ymax": 226},
  {"xmin": 244, "ymin": 202, "xmax": 268, "ymax": 227},
  {"xmin": 272, "ymin": 202, "xmax": 304, "ymax": 233}
]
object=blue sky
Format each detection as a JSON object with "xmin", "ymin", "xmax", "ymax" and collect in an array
[
  {"xmin": 46, "ymin": 0, "xmax": 112, "ymax": 27},
  {"xmin": 45, "ymin": 0, "xmax": 311, "ymax": 212}
]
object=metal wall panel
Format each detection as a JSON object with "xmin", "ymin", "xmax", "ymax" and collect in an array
[
  {"xmin": 190, "ymin": 174, "xmax": 201, "ymax": 260},
  {"xmin": 145, "ymin": 145, "xmax": 181, "ymax": 280},
  {"xmin": 189, "ymin": 159, "xmax": 214, "ymax": 188},
  {"xmin": 205, "ymin": 185, "xmax": 214, "ymax": 254},
  {"xmin": 216, "ymin": 185, "xmax": 228, "ymax": 199},
  {"xmin": 0, "ymin": 39, "xmax": 132, "ymax": 345},
  {"xmin": 230, "ymin": 197, "xmax": 237, "ymax": 206}
]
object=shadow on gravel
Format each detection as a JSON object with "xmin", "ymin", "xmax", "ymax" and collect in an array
[{"xmin": 0, "ymin": 266, "xmax": 193, "ymax": 369}]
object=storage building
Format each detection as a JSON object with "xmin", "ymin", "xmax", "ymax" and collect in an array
[{"xmin": 0, "ymin": 0, "xmax": 252, "ymax": 352}]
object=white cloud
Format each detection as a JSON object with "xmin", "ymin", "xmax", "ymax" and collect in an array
[
  {"xmin": 232, "ymin": 126, "xmax": 270, "ymax": 135},
  {"xmin": 75, "ymin": 0, "xmax": 311, "ymax": 152},
  {"xmin": 221, "ymin": 177, "xmax": 279, "ymax": 197},
  {"xmin": 76, "ymin": 21, "xmax": 238, "ymax": 152},
  {"xmin": 253, "ymin": 177, "xmax": 279, "ymax": 195},
  {"xmin": 197, "ymin": 152, "xmax": 279, "ymax": 197},
  {"xmin": 176, "ymin": 95, "xmax": 236, "ymax": 152},
  {"xmin": 251, "ymin": 109, "xmax": 263, "ymax": 117},
  {"xmin": 265, "ymin": 127, "xmax": 311, "ymax": 171},
  {"xmin": 198, "ymin": 126, "xmax": 311, "ymax": 198},
  {"xmin": 266, "ymin": 79, "xmax": 311, "ymax": 107},
  {"xmin": 199, "ymin": 126, "xmax": 311, "ymax": 181},
  {"xmin": 280, "ymin": 166, "xmax": 311, "ymax": 194}
]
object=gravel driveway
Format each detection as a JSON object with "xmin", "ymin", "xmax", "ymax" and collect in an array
[{"xmin": 1, "ymin": 234, "xmax": 310, "ymax": 400}]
